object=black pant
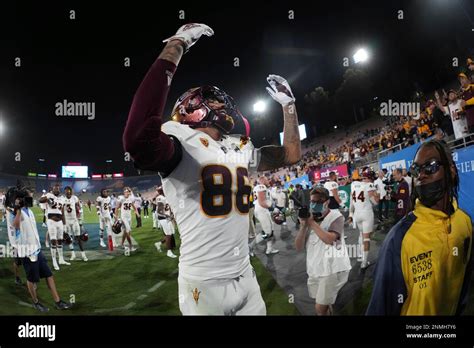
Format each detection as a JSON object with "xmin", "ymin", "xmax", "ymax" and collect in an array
[
  {"xmin": 143, "ymin": 207, "xmax": 149, "ymax": 216},
  {"xmin": 378, "ymin": 198, "xmax": 389, "ymax": 219}
]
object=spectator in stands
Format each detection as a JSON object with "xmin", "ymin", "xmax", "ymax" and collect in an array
[
  {"xmin": 458, "ymin": 72, "xmax": 474, "ymax": 133},
  {"xmin": 435, "ymin": 89, "xmax": 469, "ymax": 140},
  {"xmin": 430, "ymin": 95, "xmax": 454, "ymax": 139},
  {"xmin": 388, "ymin": 168, "xmax": 410, "ymax": 224},
  {"xmin": 468, "ymin": 58, "xmax": 474, "ymax": 78}
]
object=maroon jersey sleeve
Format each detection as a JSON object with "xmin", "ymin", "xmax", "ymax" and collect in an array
[{"xmin": 123, "ymin": 58, "xmax": 179, "ymax": 172}]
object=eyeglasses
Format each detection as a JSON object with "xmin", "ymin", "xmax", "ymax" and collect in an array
[{"xmin": 409, "ymin": 159, "xmax": 443, "ymax": 178}]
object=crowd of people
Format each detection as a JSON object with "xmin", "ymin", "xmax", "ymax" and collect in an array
[{"xmin": 261, "ymin": 59, "xmax": 474, "ymax": 186}]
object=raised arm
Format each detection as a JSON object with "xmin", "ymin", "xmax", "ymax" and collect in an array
[
  {"xmin": 122, "ymin": 23, "xmax": 213, "ymax": 172},
  {"xmin": 257, "ymin": 75, "xmax": 301, "ymax": 172}
]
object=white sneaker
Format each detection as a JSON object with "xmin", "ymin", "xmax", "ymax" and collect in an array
[
  {"xmin": 82, "ymin": 253, "xmax": 88, "ymax": 262},
  {"xmin": 167, "ymin": 250, "xmax": 177, "ymax": 258},
  {"xmin": 100, "ymin": 239, "xmax": 106, "ymax": 248},
  {"xmin": 154, "ymin": 242, "xmax": 162, "ymax": 252},
  {"xmin": 70, "ymin": 253, "xmax": 76, "ymax": 261},
  {"xmin": 59, "ymin": 259, "xmax": 71, "ymax": 266},
  {"xmin": 249, "ymin": 251, "xmax": 255, "ymax": 257},
  {"xmin": 265, "ymin": 249, "xmax": 279, "ymax": 255},
  {"xmin": 45, "ymin": 241, "xmax": 50, "ymax": 248},
  {"xmin": 52, "ymin": 260, "xmax": 60, "ymax": 271},
  {"xmin": 42, "ymin": 223, "xmax": 47, "ymax": 228}
]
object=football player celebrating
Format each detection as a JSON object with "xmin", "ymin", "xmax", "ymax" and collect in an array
[
  {"xmin": 39, "ymin": 184, "xmax": 70, "ymax": 270},
  {"xmin": 96, "ymin": 189, "xmax": 112, "ymax": 248},
  {"xmin": 123, "ymin": 23, "xmax": 301, "ymax": 315},
  {"xmin": 254, "ymin": 176, "xmax": 279, "ymax": 255},
  {"xmin": 63, "ymin": 187, "xmax": 87, "ymax": 262},
  {"xmin": 348, "ymin": 169, "xmax": 379, "ymax": 269},
  {"xmin": 154, "ymin": 188, "xmax": 177, "ymax": 258},
  {"xmin": 115, "ymin": 187, "xmax": 139, "ymax": 252}
]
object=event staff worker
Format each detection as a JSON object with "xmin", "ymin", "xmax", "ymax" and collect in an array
[{"xmin": 367, "ymin": 140, "xmax": 472, "ymax": 315}]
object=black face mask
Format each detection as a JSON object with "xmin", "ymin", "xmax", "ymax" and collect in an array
[{"xmin": 415, "ymin": 178, "xmax": 445, "ymax": 208}]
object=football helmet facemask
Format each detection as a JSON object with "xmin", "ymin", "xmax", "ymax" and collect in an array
[{"xmin": 171, "ymin": 86, "xmax": 250, "ymax": 137}]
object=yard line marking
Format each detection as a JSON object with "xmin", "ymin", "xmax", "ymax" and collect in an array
[
  {"xmin": 169, "ymin": 268, "xmax": 178, "ymax": 276},
  {"xmin": 18, "ymin": 301, "xmax": 34, "ymax": 308},
  {"xmin": 123, "ymin": 302, "xmax": 136, "ymax": 310},
  {"xmin": 137, "ymin": 294, "xmax": 148, "ymax": 301},
  {"xmin": 147, "ymin": 280, "xmax": 166, "ymax": 293}
]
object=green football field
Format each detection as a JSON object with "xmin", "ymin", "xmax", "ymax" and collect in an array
[{"xmin": 0, "ymin": 206, "xmax": 299, "ymax": 315}]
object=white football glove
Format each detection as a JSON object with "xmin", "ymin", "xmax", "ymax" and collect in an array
[
  {"xmin": 266, "ymin": 74, "xmax": 295, "ymax": 106},
  {"xmin": 163, "ymin": 23, "xmax": 214, "ymax": 52}
]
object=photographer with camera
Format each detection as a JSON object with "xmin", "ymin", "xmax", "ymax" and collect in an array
[
  {"xmin": 295, "ymin": 187, "xmax": 351, "ymax": 315},
  {"xmin": 5, "ymin": 184, "xmax": 71, "ymax": 312}
]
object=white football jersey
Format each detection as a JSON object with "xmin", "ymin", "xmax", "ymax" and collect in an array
[
  {"xmin": 96, "ymin": 196, "xmax": 111, "ymax": 216},
  {"xmin": 63, "ymin": 195, "xmax": 79, "ymax": 221},
  {"xmin": 45, "ymin": 193, "xmax": 64, "ymax": 215},
  {"xmin": 351, "ymin": 181, "xmax": 376, "ymax": 212},
  {"xmin": 324, "ymin": 180, "xmax": 338, "ymax": 196},
  {"xmin": 253, "ymin": 184, "xmax": 271, "ymax": 209},
  {"xmin": 0, "ymin": 194, "xmax": 5, "ymax": 209},
  {"xmin": 119, "ymin": 196, "xmax": 135, "ymax": 218},
  {"xmin": 160, "ymin": 121, "xmax": 257, "ymax": 281}
]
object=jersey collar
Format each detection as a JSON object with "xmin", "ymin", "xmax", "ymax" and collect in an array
[{"xmin": 414, "ymin": 198, "xmax": 458, "ymax": 221}]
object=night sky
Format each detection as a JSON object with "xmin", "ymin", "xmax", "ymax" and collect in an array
[{"xmin": 0, "ymin": 0, "xmax": 473, "ymax": 175}]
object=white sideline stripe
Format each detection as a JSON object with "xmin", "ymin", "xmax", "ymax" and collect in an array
[
  {"xmin": 123, "ymin": 302, "xmax": 136, "ymax": 310},
  {"xmin": 94, "ymin": 306, "xmax": 125, "ymax": 313},
  {"xmin": 18, "ymin": 301, "xmax": 34, "ymax": 308},
  {"xmin": 169, "ymin": 268, "xmax": 178, "ymax": 276},
  {"xmin": 147, "ymin": 280, "xmax": 166, "ymax": 293},
  {"xmin": 137, "ymin": 294, "xmax": 147, "ymax": 301}
]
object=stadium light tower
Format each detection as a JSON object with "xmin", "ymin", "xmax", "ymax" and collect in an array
[
  {"xmin": 353, "ymin": 48, "xmax": 369, "ymax": 64},
  {"xmin": 253, "ymin": 100, "xmax": 267, "ymax": 114}
]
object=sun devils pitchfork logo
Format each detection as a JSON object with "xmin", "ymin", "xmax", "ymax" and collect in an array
[{"xmin": 192, "ymin": 288, "xmax": 201, "ymax": 305}]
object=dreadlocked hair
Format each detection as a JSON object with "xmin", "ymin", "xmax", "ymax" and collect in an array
[{"xmin": 410, "ymin": 139, "xmax": 459, "ymax": 217}]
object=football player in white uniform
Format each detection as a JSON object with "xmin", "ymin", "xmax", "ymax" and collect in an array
[
  {"xmin": 115, "ymin": 187, "xmax": 139, "ymax": 252},
  {"xmin": 0, "ymin": 191, "xmax": 6, "ymax": 222},
  {"xmin": 39, "ymin": 184, "xmax": 70, "ymax": 270},
  {"xmin": 63, "ymin": 187, "xmax": 87, "ymax": 262},
  {"xmin": 96, "ymin": 189, "xmax": 113, "ymax": 247},
  {"xmin": 123, "ymin": 23, "xmax": 301, "ymax": 315},
  {"xmin": 254, "ymin": 176, "xmax": 279, "ymax": 255},
  {"xmin": 323, "ymin": 171, "xmax": 343, "ymax": 210},
  {"xmin": 154, "ymin": 188, "xmax": 177, "ymax": 258},
  {"xmin": 348, "ymin": 170, "xmax": 379, "ymax": 269}
]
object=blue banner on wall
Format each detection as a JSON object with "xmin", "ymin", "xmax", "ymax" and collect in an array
[
  {"xmin": 283, "ymin": 174, "xmax": 311, "ymax": 189},
  {"xmin": 379, "ymin": 143, "xmax": 474, "ymax": 220}
]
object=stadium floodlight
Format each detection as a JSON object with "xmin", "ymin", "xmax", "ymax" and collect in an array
[
  {"xmin": 253, "ymin": 100, "xmax": 267, "ymax": 114},
  {"xmin": 334, "ymin": 125, "xmax": 338, "ymax": 129},
  {"xmin": 38, "ymin": 158, "xmax": 45, "ymax": 162},
  {"xmin": 105, "ymin": 159, "xmax": 113, "ymax": 163},
  {"xmin": 353, "ymin": 48, "xmax": 369, "ymax": 64},
  {"xmin": 0, "ymin": 120, "xmax": 4, "ymax": 135}
]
